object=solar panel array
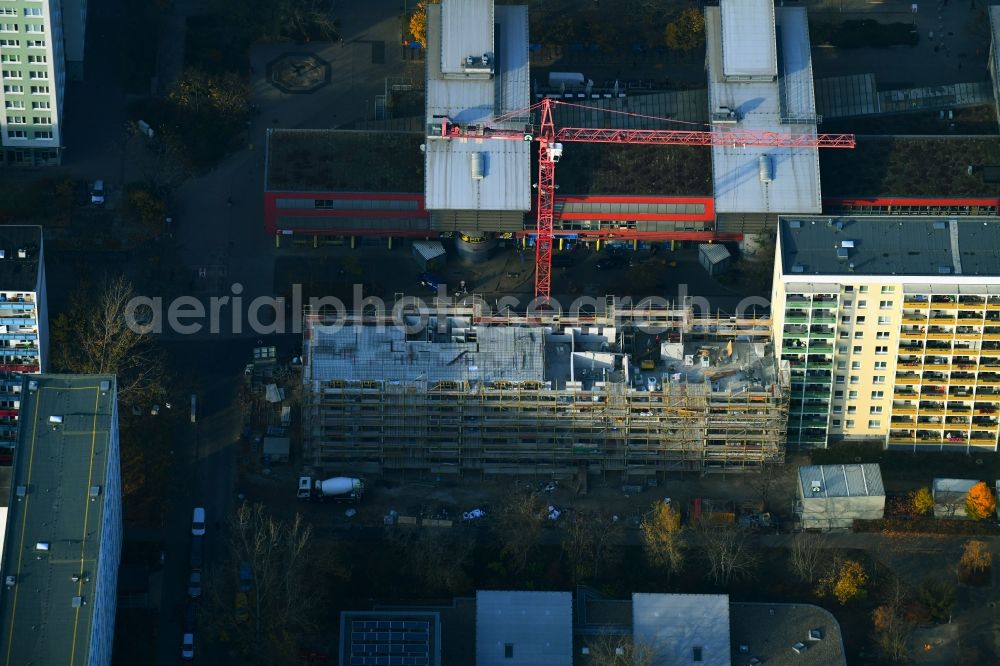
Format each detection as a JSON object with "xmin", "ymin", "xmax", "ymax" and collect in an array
[{"xmin": 350, "ymin": 619, "xmax": 431, "ymax": 666}]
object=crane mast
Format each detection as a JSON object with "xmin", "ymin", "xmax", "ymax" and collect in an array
[{"xmin": 437, "ymin": 98, "xmax": 856, "ymax": 300}]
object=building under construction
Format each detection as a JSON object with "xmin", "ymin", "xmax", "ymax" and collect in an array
[{"xmin": 301, "ymin": 303, "xmax": 790, "ymax": 479}]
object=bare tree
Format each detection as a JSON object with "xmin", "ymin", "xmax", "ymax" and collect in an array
[
  {"xmin": 202, "ymin": 503, "xmax": 321, "ymax": 665},
  {"xmin": 562, "ymin": 510, "xmax": 623, "ymax": 583},
  {"xmin": 583, "ymin": 635, "xmax": 660, "ymax": 665},
  {"xmin": 789, "ymin": 532, "xmax": 826, "ymax": 584},
  {"xmin": 50, "ymin": 276, "xmax": 164, "ymax": 409},
  {"xmin": 640, "ymin": 501, "xmax": 686, "ymax": 576},
  {"xmin": 696, "ymin": 522, "xmax": 759, "ymax": 586},
  {"xmin": 873, "ymin": 577, "xmax": 912, "ymax": 664},
  {"xmin": 494, "ymin": 488, "xmax": 546, "ymax": 573}
]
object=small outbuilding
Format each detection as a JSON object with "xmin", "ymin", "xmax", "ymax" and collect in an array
[
  {"xmin": 796, "ymin": 464, "xmax": 885, "ymax": 530},
  {"xmin": 932, "ymin": 478, "xmax": 977, "ymax": 519},
  {"xmin": 698, "ymin": 243, "xmax": 732, "ymax": 277},
  {"xmin": 262, "ymin": 436, "xmax": 290, "ymax": 464},
  {"xmin": 412, "ymin": 240, "xmax": 447, "ymax": 271}
]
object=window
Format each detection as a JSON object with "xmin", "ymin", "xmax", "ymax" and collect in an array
[
  {"xmin": 1, "ymin": 54, "xmax": 20, "ymax": 63},
  {"xmin": 850, "ymin": 375, "xmax": 860, "ymax": 384},
  {"xmin": 881, "ymin": 286, "xmax": 896, "ymax": 293},
  {"xmin": 5, "ymin": 115, "xmax": 24, "ymax": 124},
  {"xmin": 693, "ymin": 647, "xmax": 704, "ymax": 662},
  {"xmin": 27, "ymin": 70, "xmax": 46, "ymax": 79},
  {"xmin": 4, "ymin": 100, "xmax": 23, "ymax": 109},
  {"xmin": 31, "ymin": 115, "xmax": 49, "ymax": 124},
  {"xmin": 848, "ymin": 390, "xmax": 858, "ymax": 399},
  {"xmin": 32, "ymin": 130, "xmax": 51, "ymax": 138},
  {"xmin": 870, "ymin": 406, "xmax": 883, "ymax": 414},
  {"xmin": 859, "ymin": 286, "xmax": 869, "ymax": 293},
  {"xmin": 6, "ymin": 129, "xmax": 25, "ymax": 138},
  {"xmin": 878, "ymin": 316, "xmax": 892, "ymax": 325},
  {"xmin": 24, "ymin": 24, "xmax": 43, "ymax": 33},
  {"xmin": 871, "ymin": 390, "xmax": 884, "ymax": 399},
  {"xmin": 22, "ymin": 7, "xmax": 41, "ymax": 16},
  {"xmin": 847, "ymin": 406, "xmax": 857, "ymax": 414},
  {"xmin": 858, "ymin": 301, "xmax": 867, "ymax": 308},
  {"xmin": 843, "ymin": 300, "xmax": 853, "ymax": 308},
  {"xmin": 0, "ymin": 38, "xmax": 19, "ymax": 46},
  {"xmin": 835, "ymin": 375, "xmax": 845, "ymax": 384},
  {"xmin": 868, "ymin": 419, "xmax": 881, "ymax": 428},
  {"xmin": 1, "ymin": 69, "xmax": 21, "ymax": 79},
  {"xmin": 854, "ymin": 331, "xmax": 864, "ymax": 338},
  {"xmin": 837, "ymin": 345, "xmax": 848, "ymax": 353},
  {"xmin": 846, "ymin": 419, "xmax": 855, "ymax": 428},
  {"xmin": 504, "ymin": 644, "xmax": 514, "ymax": 659},
  {"xmin": 856, "ymin": 316, "xmax": 866, "ymax": 323},
  {"xmin": 853, "ymin": 345, "xmax": 862, "ymax": 353},
  {"xmin": 879, "ymin": 300, "xmax": 893, "ymax": 309},
  {"xmin": 873, "ymin": 375, "xmax": 886, "ymax": 384},
  {"xmin": 876, "ymin": 331, "xmax": 890, "ymax": 339},
  {"xmin": 0, "ymin": 23, "xmax": 17, "ymax": 32},
  {"xmin": 832, "ymin": 419, "xmax": 842, "ymax": 427},
  {"xmin": 836, "ymin": 361, "xmax": 846, "ymax": 370},
  {"xmin": 0, "ymin": 8, "xmax": 15, "ymax": 15},
  {"xmin": 840, "ymin": 316, "xmax": 851, "ymax": 324},
  {"xmin": 30, "ymin": 100, "xmax": 47, "ymax": 109},
  {"xmin": 26, "ymin": 55, "xmax": 44, "ymax": 64},
  {"xmin": 834, "ymin": 390, "xmax": 844, "ymax": 398},
  {"xmin": 25, "ymin": 39, "xmax": 43, "ymax": 48},
  {"xmin": 29, "ymin": 85, "xmax": 47, "ymax": 93},
  {"xmin": 838, "ymin": 331, "xmax": 849, "ymax": 339},
  {"xmin": 2, "ymin": 84, "xmax": 21, "ymax": 93},
  {"xmin": 833, "ymin": 405, "xmax": 843, "ymax": 414},
  {"xmin": 875, "ymin": 345, "xmax": 888, "ymax": 355},
  {"xmin": 874, "ymin": 361, "xmax": 887, "ymax": 370},
  {"xmin": 844, "ymin": 285, "xmax": 854, "ymax": 292},
  {"xmin": 851, "ymin": 361, "xmax": 861, "ymax": 370}
]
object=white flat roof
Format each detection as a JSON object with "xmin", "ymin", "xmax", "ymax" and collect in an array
[
  {"xmin": 440, "ymin": 0, "xmax": 493, "ymax": 75},
  {"xmin": 721, "ymin": 0, "xmax": 777, "ymax": 79},
  {"xmin": 425, "ymin": 2, "xmax": 531, "ymax": 212},
  {"xmin": 707, "ymin": 6, "xmax": 821, "ymax": 214}
]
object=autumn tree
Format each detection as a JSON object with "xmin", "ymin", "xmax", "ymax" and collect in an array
[
  {"xmin": 641, "ymin": 501, "xmax": 686, "ymax": 576},
  {"xmin": 201, "ymin": 503, "xmax": 325, "ymax": 665},
  {"xmin": 958, "ymin": 539, "xmax": 993, "ymax": 581},
  {"xmin": 123, "ymin": 182, "xmax": 168, "ymax": 240},
  {"xmin": 494, "ymin": 488, "xmax": 546, "ymax": 574},
  {"xmin": 964, "ymin": 481, "xmax": 997, "ymax": 520},
  {"xmin": 562, "ymin": 510, "xmax": 623, "ymax": 584},
  {"xmin": 389, "ymin": 526, "xmax": 473, "ymax": 594},
  {"xmin": 910, "ymin": 486, "xmax": 934, "ymax": 516},
  {"xmin": 789, "ymin": 532, "xmax": 826, "ymax": 584},
  {"xmin": 695, "ymin": 522, "xmax": 759, "ymax": 586},
  {"xmin": 916, "ymin": 577, "xmax": 956, "ymax": 623},
  {"xmin": 873, "ymin": 605, "xmax": 911, "ymax": 663},
  {"xmin": 817, "ymin": 558, "xmax": 868, "ymax": 605},
  {"xmin": 664, "ymin": 7, "xmax": 705, "ymax": 52},
  {"xmin": 409, "ymin": 0, "xmax": 440, "ymax": 47}
]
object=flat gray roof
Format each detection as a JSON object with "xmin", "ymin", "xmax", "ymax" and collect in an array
[
  {"xmin": 632, "ymin": 593, "xmax": 731, "ymax": 666},
  {"xmin": 440, "ymin": 0, "xmax": 493, "ymax": 76},
  {"xmin": 720, "ymin": 0, "xmax": 777, "ymax": 79},
  {"xmin": 425, "ymin": 2, "xmax": 531, "ymax": 213},
  {"xmin": 0, "ymin": 375, "xmax": 116, "ymax": 665},
  {"xmin": 476, "ymin": 591, "xmax": 572, "ymax": 666},
  {"xmin": 707, "ymin": 7, "xmax": 821, "ymax": 214},
  {"xmin": 730, "ymin": 603, "xmax": 846, "ymax": 666},
  {"xmin": 799, "ymin": 464, "xmax": 885, "ymax": 498},
  {"xmin": 779, "ymin": 216, "xmax": 1000, "ymax": 277},
  {"xmin": 0, "ymin": 226, "xmax": 41, "ymax": 293}
]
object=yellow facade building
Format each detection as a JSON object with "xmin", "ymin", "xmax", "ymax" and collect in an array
[{"xmin": 773, "ymin": 216, "xmax": 1000, "ymax": 452}]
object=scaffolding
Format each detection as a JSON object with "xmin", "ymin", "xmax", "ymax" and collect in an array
[{"xmin": 300, "ymin": 302, "xmax": 789, "ymax": 478}]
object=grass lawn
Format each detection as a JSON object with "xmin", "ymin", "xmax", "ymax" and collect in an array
[
  {"xmin": 556, "ymin": 143, "xmax": 712, "ymax": 195},
  {"xmin": 822, "ymin": 105, "xmax": 999, "ymax": 136},
  {"xmin": 820, "ymin": 138, "xmax": 1000, "ymax": 197}
]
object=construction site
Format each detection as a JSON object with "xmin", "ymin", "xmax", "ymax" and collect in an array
[{"xmin": 300, "ymin": 302, "xmax": 790, "ymax": 479}]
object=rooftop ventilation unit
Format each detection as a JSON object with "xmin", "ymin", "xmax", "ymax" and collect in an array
[
  {"xmin": 15, "ymin": 485, "xmax": 25, "ymax": 499},
  {"xmin": 99, "ymin": 380, "xmax": 110, "ymax": 393},
  {"xmin": 933, "ymin": 221, "xmax": 947, "ymax": 229},
  {"xmin": 808, "ymin": 628, "xmax": 823, "ymax": 641},
  {"xmin": 0, "ymin": 250, "xmax": 5, "ymax": 260},
  {"xmin": 49, "ymin": 415, "xmax": 63, "ymax": 425},
  {"xmin": 841, "ymin": 240, "xmax": 855, "ymax": 248},
  {"xmin": 811, "ymin": 480, "xmax": 822, "ymax": 494},
  {"xmin": 791, "ymin": 264, "xmax": 805, "ymax": 273},
  {"xmin": 939, "ymin": 266, "xmax": 953, "ymax": 274},
  {"xmin": 834, "ymin": 221, "xmax": 844, "ymax": 231},
  {"xmin": 34, "ymin": 542, "xmax": 49, "ymax": 552},
  {"xmin": 71, "ymin": 596, "xmax": 83, "ymax": 608},
  {"xmin": 789, "ymin": 220, "xmax": 802, "ymax": 229},
  {"xmin": 836, "ymin": 248, "xmax": 849, "ymax": 260},
  {"xmin": 469, "ymin": 152, "xmax": 484, "ymax": 180},
  {"xmin": 792, "ymin": 642, "xmax": 809, "ymax": 654},
  {"xmin": 27, "ymin": 380, "xmax": 37, "ymax": 392},
  {"xmin": 16, "ymin": 249, "xmax": 26, "ymax": 259},
  {"xmin": 89, "ymin": 485, "xmax": 101, "ymax": 500},
  {"xmin": 4, "ymin": 576, "xmax": 14, "ymax": 589}
]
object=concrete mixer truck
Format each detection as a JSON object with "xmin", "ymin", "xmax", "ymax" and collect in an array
[{"xmin": 297, "ymin": 476, "xmax": 364, "ymax": 502}]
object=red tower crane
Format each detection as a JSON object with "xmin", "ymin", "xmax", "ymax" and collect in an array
[{"xmin": 437, "ymin": 98, "xmax": 856, "ymax": 301}]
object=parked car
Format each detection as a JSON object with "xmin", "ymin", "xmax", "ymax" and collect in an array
[
  {"xmin": 191, "ymin": 507, "xmax": 206, "ymax": 536},
  {"xmin": 181, "ymin": 633, "xmax": 195, "ymax": 661},
  {"xmin": 187, "ymin": 571, "xmax": 202, "ymax": 599},
  {"xmin": 90, "ymin": 180, "xmax": 105, "ymax": 205},
  {"xmin": 189, "ymin": 536, "xmax": 203, "ymax": 570}
]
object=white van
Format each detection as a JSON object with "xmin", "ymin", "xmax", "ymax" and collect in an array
[
  {"xmin": 90, "ymin": 180, "xmax": 105, "ymax": 205},
  {"xmin": 191, "ymin": 507, "xmax": 206, "ymax": 536}
]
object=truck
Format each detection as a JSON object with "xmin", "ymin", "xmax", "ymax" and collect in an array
[
  {"xmin": 547, "ymin": 72, "xmax": 592, "ymax": 89},
  {"xmin": 297, "ymin": 476, "xmax": 364, "ymax": 502}
]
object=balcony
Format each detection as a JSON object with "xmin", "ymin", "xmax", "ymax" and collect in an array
[
  {"xmin": 811, "ymin": 315, "xmax": 837, "ymax": 324},
  {"xmin": 922, "ymin": 374, "xmax": 949, "ymax": 385},
  {"xmin": 808, "ymin": 343, "xmax": 833, "ymax": 353},
  {"xmin": 987, "ymin": 298, "xmax": 1000, "ymax": 309},
  {"xmin": 901, "ymin": 329, "xmax": 925, "ymax": 340},
  {"xmin": 950, "ymin": 373, "xmax": 975, "ymax": 383},
  {"xmin": 926, "ymin": 343, "xmax": 953, "ymax": 352},
  {"xmin": 958, "ymin": 297, "xmax": 985, "ymax": 307},
  {"xmin": 903, "ymin": 297, "xmax": 929, "ymax": 307},
  {"xmin": 897, "ymin": 359, "xmax": 921, "ymax": 369},
  {"xmin": 803, "ymin": 390, "xmax": 831, "ymax": 400},
  {"xmin": 928, "ymin": 315, "xmax": 956, "ymax": 325},
  {"xmin": 895, "ymin": 374, "xmax": 921, "ymax": 385},
  {"xmin": 786, "ymin": 296, "xmax": 810, "ymax": 305},
  {"xmin": 948, "ymin": 401, "xmax": 974, "ymax": 412},
  {"xmin": 892, "ymin": 402, "xmax": 917, "ymax": 414},
  {"xmin": 926, "ymin": 329, "xmax": 954, "ymax": 340},
  {"xmin": 799, "ymin": 417, "xmax": 829, "ymax": 428},
  {"xmin": 972, "ymin": 417, "xmax": 998, "ymax": 428},
  {"xmin": 983, "ymin": 328, "xmax": 1000, "ymax": 341},
  {"xmin": 970, "ymin": 432, "xmax": 997, "ymax": 443},
  {"xmin": 924, "ymin": 361, "xmax": 950, "ymax": 371},
  {"xmin": 921, "ymin": 386, "xmax": 947, "ymax": 396},
  {"xmin": 974, "ymin": 404, "xmax": 999, "ymax": 415},
  {"xmin": 807, "ymin": 328, "xmax": 835, "ymax": 339},
  {"xmin": 894, "ymin": 389, "xmax": 919, "ymax": 399},
  {"xmin": 930, "ymin": 298, "xmax": 958, "ymax": 309},
  {"xmin": 981, "ymin": 348, "xmax": 1000, "ymax": 357},
  {"xmin": 919, "ymin": 402, "xmax": 946, "ymax": 414},
  {"xmin": 902, "ymin": 313, "xmax": 927, "ymax": 324},
  {"xmin": 945, "ymin": 416, "xmax": 971, "ymax": 425},
  {"xmin": 784, "ymin": 312, "xmax": 809, "ymax": 324}
]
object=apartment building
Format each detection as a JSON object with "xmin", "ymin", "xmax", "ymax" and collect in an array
[
  {"xmin": 0, "ymin": 226, "xmax": 46, "ymax": 455},
  {"xmin": 0, "ymin": 0, "xmax": 74, "ymax": 165},
  {"xmin": 773, "ymin": 216, "xmax": 1000, "ymax": 452},
  {"xmin": 0, "ymin": 374, "xmax": 121, "ymax": 665}
]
